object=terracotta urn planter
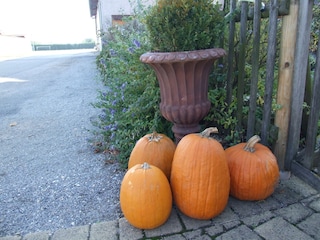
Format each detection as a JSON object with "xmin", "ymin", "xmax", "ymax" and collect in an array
[{"xmin": 140, "ymin": 48, "xmax": 226, "ymax": 142}]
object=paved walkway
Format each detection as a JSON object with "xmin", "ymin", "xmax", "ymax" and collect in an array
[{"xmin": 1, "ymin": 174, "xmax": 319, "ymax": 240}]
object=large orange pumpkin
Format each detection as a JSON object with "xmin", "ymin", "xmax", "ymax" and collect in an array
[
  {"xmin": 170, "ymin": 127, "xmax": 230, "ymax": 220},
  {"xmin": 225, "ymin": 135, "xmax": 280, "ymax": 201},
  {"xmin": 128, "ymin": 132, "xmax": 176, "ymax": 179},
  {"xmin": 120, "ymin": 162, "xmax": 172, "ymax": 229}
]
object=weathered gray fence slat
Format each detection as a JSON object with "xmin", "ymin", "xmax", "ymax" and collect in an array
[
  {"xmin": 261, "ymin": 0, "xmax": 279, "ymax": 145},
  {"xmin": 246, "ymin": 0, "xmax": 262, "ymax": 140},
  {"xmin": 285, "ymin": 0, "xmax": 314, "ymax": 170},
  {"xmin": 236, "ymin": 2, "xmax": 249, "ymax": 131},
  {"xmin": 226, "ymin": 0, "xmax": 236, "ymax": 105},
  {"xmin": 232, "ymin": 0, "xmax": 290, "ymax": 21},
  {"xmin": 303, "ymin": 32, "xmax": 320, "ymax": 169}
]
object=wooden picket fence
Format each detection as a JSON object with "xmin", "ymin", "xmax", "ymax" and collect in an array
[{"xmin": 225, "ymin": 0, "xmax": 319, "ymax": 190}]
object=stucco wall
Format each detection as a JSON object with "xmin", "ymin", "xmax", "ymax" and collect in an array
[
  {"xmin": 99, "ymin": 0, "xmax": 132, "ymax": 30},
  {"xmin": 95, "ymin": 0, "xmax": 153, "ymax": 50},
  {"xmin": 98, "ymin": 0, "xmax": 154, "ymax": 32}
]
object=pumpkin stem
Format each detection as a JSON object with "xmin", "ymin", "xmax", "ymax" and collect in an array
[
  {"xmin": 141, "ymin": 162, "xmax": 151, "ymax": 169},
  {"xmin": 200, "ymin": 127, "xmax": 219, "ymax": 138},
  {"xmin": 243, "ymin": 135, "xmax": 261, "ymax": 153},
  {"xmin": 148, "ymin": 131, "xmax": 163, "ymax": 142}
]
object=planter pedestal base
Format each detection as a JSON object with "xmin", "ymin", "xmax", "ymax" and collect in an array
[
  {"xmin": 172, "ymin": 124, "xmax": 201, "ymax": 143},
  {"xmin": 140, "ymin": 48, "xmax": 226, "ymax": 143}
]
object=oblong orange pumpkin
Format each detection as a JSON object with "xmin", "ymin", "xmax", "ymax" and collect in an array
[
  {"xmin": 170, "ymin": 127, "xmax": 230, "ymax": 220},
  {"xmin": 225, "ymin": 135, "xmax": 280, "ymax": 201},
  {"xmin": 128, "ymin": 132, "xmax": 176, "ymax": 179},
  {"xmin": 120, "ymin": 162, "xmax": 172, "ymax": 229}
]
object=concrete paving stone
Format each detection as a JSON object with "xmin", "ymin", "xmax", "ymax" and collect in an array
[
  {"xmin": 272, "ymin": 185, "xmax": 303, "ymax": 206},
  {"xmin": 254, "ymin": 217, "xmax": 314, "ymax": 240},
  {"xmin": 178, "ymin": 213, "xmax": 211, "ymax": 231},
  {"xmin": 204, "ymin": 225, "xmax": 224, "ymax": 237},
  {"xmin": 22, "ymin": 231, "xmax": 50, "ymax": 240},
  {"xmin": 274, "ymin": 203, "xmax": 314, "ymax": 224},
  {"xmin": 211, "ymin": 205, "xmax": 239, "ymax": 225},
  {"xmin": 90, "ymin": 220, "xmax": 118, "ymax": 240},
  {"xmin": 118, "ymin": 217, "xmax": 143, "ymax": 240},
  {"xmin": 241, "ymin": 211, "xmax": 275, "ymax": 228},
  {"xmin": 216, "ymin": 225, "xmax": 262, "ymax": 240},
  {"xmin": 51, "ymin": 225, "xmax": 89, "ymax": 240},
  {"xmin": 309, "ymin": 196, "xmax": 320, "ymax": 212},
  {"xmin": 182, "ymin": 229, "xmax": 201, "ymax": 239},
  {"xmin": 182, "ymin": 229, "xmax": 210, "ymax": 240},
  {"xmin": 222, "ymin": 219, "xmax": 241, "ymax": 230},
  {"xmin": 0, "ymin": 236, "xmax": 21, "ymax": 240},
  {"xmin": 282, "ymin": 175, "xmax": 318, "ymax": 197},
  {"xmin": 300, "ymin": 193, "xmax": 320, "ymax": 207},
  {"xmin": 228, "ymin": 197, "xmax": 264, "ymax": 218},
  {"xmin": 297, "ymin": 213, "xmax": 320, "ymax": 240},
  {"xmin": 256, "ymin": 195, "xmax": 283, "ymax": 211},
  {"xmin": 161, "ymin": 234, "xmax": 186, "ymax": 240},
  {"xmin": 144, "ymin": 209, "xmax": 183, "ymax": 238}
]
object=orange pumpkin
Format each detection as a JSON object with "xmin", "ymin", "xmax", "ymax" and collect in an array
[
  {"xmin": 128, "ymin": 132, "xmax": 176, "ymax": 179},
  {"xmin": 225, "ymin": 135, "xmax": 280, "ymax": 201},
  {"xmin": 120, "ymin": 162, "xmax": 172, "ymax": 229},
  {"xmin": 170, "ymin": 127, "xmax": 230, "ymax": 220}
]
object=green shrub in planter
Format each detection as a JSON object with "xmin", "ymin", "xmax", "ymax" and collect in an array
[{"xmin": 145, "ymin": 0, "xmax": 225, "ymax": 52}]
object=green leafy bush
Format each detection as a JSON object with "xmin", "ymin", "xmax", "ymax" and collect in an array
[
  {"xmin": 145, "ymin": 0, "xmax": 225, "ymax": 52},
  {"xmin": 310, "ymin": 2, "xmax": 320, "ymax": 53}
]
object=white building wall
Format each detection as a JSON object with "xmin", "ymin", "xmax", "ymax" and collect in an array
[
  {"xmin": 99, "ymin": 0, "xmax": 154, "ymax": 31},
  {"xmin": 99, "ymin": 0, "xmax": 132, "ymax": 31},
  {"xmin": 95, "ymin": 0, "xmax": 153, "ymax": 50}
]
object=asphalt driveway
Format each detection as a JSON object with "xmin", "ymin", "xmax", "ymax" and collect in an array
[{"xmin": 0, "ymin": 50, "xmax": 124, "ymax": 237}]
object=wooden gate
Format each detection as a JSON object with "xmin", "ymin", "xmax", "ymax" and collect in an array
[{"xmin": 225, "ymin": 0, "xmax": 319, "ymax": 189}]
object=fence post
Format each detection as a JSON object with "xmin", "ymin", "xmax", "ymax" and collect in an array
[
  {"xmin": 261, "ymin": 0, "xmax": 279, "ymax": 145},
  {"xmin": 274, "ymin": 0, "xmax": 298, "ymax": 170},
  {"xmin": 303, "ymin": 34, "xmax": 320, "ymax": 169},
  {"xmin": 236, "ymin": 1, "xmax": 249, "ymax": 132},
  {"xmin": 246, "ymin": 0, "xmax": 262, "ymax": 140},
  {"xmin": 285, "ymin": 0, "xmax": 313, "ymax": 170},
  {"xmin": 226, "ymin": 0, "xmax": 237, "ymax": 105}
]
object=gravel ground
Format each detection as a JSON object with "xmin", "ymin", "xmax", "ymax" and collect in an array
[{"xmin": 0, "ymin": 50, "xmax": 125, "ymax": 237}]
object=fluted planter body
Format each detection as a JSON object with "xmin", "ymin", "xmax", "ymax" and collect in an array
[{"xmin": 140, "ymin": 48, "xmax": 226, "ymax": 142}]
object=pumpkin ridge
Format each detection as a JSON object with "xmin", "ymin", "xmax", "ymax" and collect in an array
[
  {"xmin": 128, "ymin": 132, "xmax": 175, "ymax": 179},
  {"xmin": 171, "ymin": 129, "xmax": 230, "ymax": 219},
  {"xmin": 120, "ymin": 163, "xmax": 172, "ymax": 229},
  {"xmin": 225, "ymin": 136, "xmax": 280, "ymax": 201}
]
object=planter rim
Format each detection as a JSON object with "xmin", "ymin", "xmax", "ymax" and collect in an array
[{"xmin": 140, "ymin": 48, "xmax": 226, "ymax": 63}]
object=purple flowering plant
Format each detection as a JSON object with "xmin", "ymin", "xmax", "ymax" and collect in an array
[{"xmin": 93, "ymin": 13, "xmax": 172, "ymax": 167}]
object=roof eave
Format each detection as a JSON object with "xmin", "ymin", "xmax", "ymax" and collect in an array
[{"xmin": 89, "ymin": 0, "xmax": 98, "ymax": 17}]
